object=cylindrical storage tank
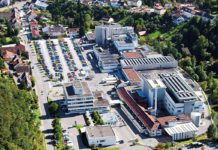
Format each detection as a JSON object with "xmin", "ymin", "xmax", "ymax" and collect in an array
[{"xmin": 191, "ymin": 112, "xmax": 201, "ymax": 127}]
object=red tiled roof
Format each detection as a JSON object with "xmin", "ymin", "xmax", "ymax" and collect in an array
[
  {"xmin": 117, "ymin": 87, "xmax": 160, "ymax": 131},
  {"xmin": 0, "ymin": 44, "xmax": 26, "ymax": 54},
  {"xmin": 122, "ymin": 68, "xmax": 141, "ymax": 83},
  {"xmin": 2, "ymin": 50, "xmax": 16, "ymax": 60},
  {"xmin": 15, "ymin": 65, "xmax": 29, "ymax": 74},
  {"xmin": 67, "ymin": 28, "xmax": 79, "ymax": 33},
  {"xmin": 157, "ymin": 114, "xmax": 191, "ymax": 126},
  {"xmin": 123, "ymin": 52, "xmax": 142, "ymax": 59}
]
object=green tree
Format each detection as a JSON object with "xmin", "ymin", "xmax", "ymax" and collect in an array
[
  {"xmin": 207, "ymin": 124, "xmax": 217, "ymax": 140},
  {"xmin": 49, "ymin": 102, "xmax": 59, "ymax": 115}
]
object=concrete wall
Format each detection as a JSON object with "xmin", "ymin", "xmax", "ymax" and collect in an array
[{"xmin": 86, "ymin": 133, "xmax": 116, "ymax": 146}]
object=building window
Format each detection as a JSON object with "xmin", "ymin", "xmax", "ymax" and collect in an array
[
  {"xmin": 177, "ymin": 110, "xmax": 181, "ymax": 113},
  {"xmin": 100, "ymin": 140, "xmax": 105, "ymax": 143}
]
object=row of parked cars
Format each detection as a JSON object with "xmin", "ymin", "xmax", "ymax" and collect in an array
[
  {"xmin": 46, "ymin": 40, "xmax": 63, "ymax": 76},
  {"xmin": 62, "ymin": 130, "xmax": 73, "ymax": 149},
  {"xmin": 71, "ymin": 39, "xmax": 88, "ymax": 67}
]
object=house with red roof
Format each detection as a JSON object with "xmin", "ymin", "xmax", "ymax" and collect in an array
[
  {"xmin": 29, "ymin": 19, "xmax": 40, "ymax": 38},
  {"xmin": 122, "ymin": 68, "xmax": 142, "ymax": 86},
  {"xmin": 0, "ymin": 43, "xmax": 26, "ymax": 54}
]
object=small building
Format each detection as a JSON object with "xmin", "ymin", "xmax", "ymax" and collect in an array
[
  {"xmin": 85, "ymin": 126, "xmax": 116, "ymax": 147},
  {"xmin": 100, "ymin": 16, "xmax": 114, "ymax": 24},
  {"xmin": 15, "ymin": 65, "xmax": 30, "ymax": 76},
  {"xmin": 154, "ymin": 3, "xmax": 166, "ymax": 15},
  {"xmin": 34, "ymin": 0, "xmax": 48, "ymax": 10},
  {"xmin": 157, "ymin": 114, "xmax": 198, "ymax": 140},
  {"xmin": 42, "ymin": 26, "xmax": 66, "ymax": 37},
  {"xmin": 67, "ymin": 28, "xmax": 79, "ymax": 38},
  {"xmin": 85, "ymin": 32, "xmax": 96, "ymax": 43},
  {"xmin": 29, "ymin": 19, "xmax": 40, "ymax": 38},
  {"xmin": 0, "ymin": 43, "xmax": 26, "ymax": 54},
  {"xmin": 127, "ymin": 0, "xmax": 142, "ymax": 7}
]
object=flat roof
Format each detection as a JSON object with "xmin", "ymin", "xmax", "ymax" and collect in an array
[
  {"xmin": 164, "ymin": 122, "xmax": 198, "ymax": 135},
  {"xmin": 100, "ymin": 112, "xmax": 118, "ymax": 123},
  {"xmin": 159, "ymin": 73, "xmax": 197, "ymax": 102},
  {"xmin": 121, "ymin": 56, "xmax": 176, "ymax": 66},
  {"xmin": 123, "ymin": 52, "xmax": 142, "ymax": 59},
  {"xmin": 122, "ymin": 68, "xmax": 141, "ymax": 83},
  {"xmin": 147, "ymin": 79, "xmax": 166, "ymax": 89},
  {"xmin": 63, "ymin": 81, "xmax": 92, "ymax": 98},
  {"xmin": 86, "ymin": 126, "xmax": 115, "ymax": 138},
  {"xmin": 157, "ymin": 114, "xmax": 191, "ymax": 126}
]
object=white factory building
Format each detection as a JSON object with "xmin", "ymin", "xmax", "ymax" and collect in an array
[
  {"xmin": 85, "ymin": 126, "xmax": 116, "ymax": 147},
  {"xmin": 63, "ymin": 81, "xmax": 109, "ymax": 114},
  {"xmin": 93, "ymin": 46, "xmax": 119, "ymax": 72},
  {"xmin": 95, "ymin": 24, "xmax": 138, "ymax": 50},
  {"xmin": 157, "ymin": 114, "xmax": 198, "ymax": 141},
  {"xmin": 160, "ymin": 73, "xmax": 204, "ymax": 115},
  {"xmin": 120, "ymin": 55, "xmax": 178, "ymax": 71},
  {"xmin": 141, "ymin": 72, "xmax": 204, "ymax": 116}
]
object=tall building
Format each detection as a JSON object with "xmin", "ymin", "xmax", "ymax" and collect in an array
[
  {"xmin": 63, "ymin": 81, "xmax": 94, "ymax": 114},
  {"xmin": 159, "ymin": 73, "xmax": 204, "ymax": 115},
  {"xmin": 95, "ymin": 24, "xmax": 138, "ymax": 50},
  {"xmin": 63, "ymin": 81, "xmax": 110, "ymax": 114}
]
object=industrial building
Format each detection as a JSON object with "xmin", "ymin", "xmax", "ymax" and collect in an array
[
  {"xmin": 117, "ymin": 87, "xmax": 162, "ymax": 136},
  {"xmin": 63, "ymin": 81, "xmax": 109, "ymax": 114},
  {"xmin": 142, "ymin": 74, "xmax": 166, "ymax": 115},
  {"xmin": 95, "ymin": 24, "xmax": 138, "ymax": 49},
  {"xmin": 159, "ymin": 73, "xmax": 204, "ymax": 115},
  {"xmin": 93, "ymin": 46, "xmax": 119, "ymax": 72},
  {"xmin": 120, "ymin": 55, "xmax": 178, "ymax": 71},
  {"xmin": 157, "ymin": 114, "xmax": 198, "ymax": 140},
  {"xmin": 85, "ymin": 126, "xmax": 116, "ymax": 147}
]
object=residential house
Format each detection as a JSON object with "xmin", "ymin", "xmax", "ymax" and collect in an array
[
  {"xmin": 27, "ymin": 9, "xmax": 38, "ymax": 21},
  {"xmin": 29, "ymin": 19, "xmax": 40, "ymax": 38},
  {"xmin": 18, "ymin": 72, "xmax": 32, "ymax": 89},
  {"xmin": 127, "ymin": 0, "xmax": 142, "ymax": 7},
  {"xmin": 0, "ymin": 43, "xmax": 26, "ymax": 55},
  {"xmin": 0, "ymin": 0, "xmax": 10, "ymax": 6},
  {"xmin": 15, "ymin": 65, "xmax": 30, "ymax": 76},
  {"xmin": 154, "ymin": 3, "xmax": 166, "ymax": 15},
  {"xmin": 100, "ymin": 16, "xmax": 114, "ymax": 24},
  {"xmin": 1, "ymin": 50, "xmax": 16, "ymax": 62},
  {"xmin": 67, "ymin": 28, "xmax": 79, "ymax": 38},
  {"xmin": 42, "ymin": 25, "xmax": 66, "ymax": 37},
  {"xmin": 34, "ymin": 0, "xmax": 48, "ymax": 10}
]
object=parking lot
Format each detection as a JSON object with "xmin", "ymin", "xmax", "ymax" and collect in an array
[{"xmin": 35, "ymin": 38, "xmax": 88, "ymax": 82}]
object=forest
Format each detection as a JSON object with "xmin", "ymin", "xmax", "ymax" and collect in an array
[{"xmin": 0, "ymin": 77, "xmax": 45, "ymax": 150}]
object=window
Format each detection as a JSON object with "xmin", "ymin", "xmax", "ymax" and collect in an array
[
  {"xmin": 177, "ymin": 110, "xmax": 181, "ymax": 113},
  {"xmin": 100, "ymin": 140, "xmax": 105, "ymax": 143}
]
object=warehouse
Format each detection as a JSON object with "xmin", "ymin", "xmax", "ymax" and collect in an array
[
  {"xmin": 85, "ymin": 126, "xmax": 116, "ymax": 147},
  {"xmin": 120, "ymin": 55, "xmax": 177, "ymax": 71}
]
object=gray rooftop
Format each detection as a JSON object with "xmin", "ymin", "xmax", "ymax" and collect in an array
[
  {"xmin": 121, "ymin": 56, "xmax": 176, "ymax": 66},
  {"xmin": 159, "ymin": 73, "xmax": 197, "ymax": 102},
  {"xmin": 63, "ymin": 81, "xmax": 93, "ymax": 99},
  {"xmin": 86, "ymin": 126, "xmax": 115, "ymax": 138}
]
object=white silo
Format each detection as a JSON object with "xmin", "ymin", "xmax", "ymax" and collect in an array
[{"xmin": 191, "ymin": 112, "xmax": 201, "ymax": 127}]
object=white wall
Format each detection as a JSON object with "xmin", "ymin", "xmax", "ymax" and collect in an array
[{"xmin": 86, "ymin": 134, "xmax": 116, "ymax": 146}]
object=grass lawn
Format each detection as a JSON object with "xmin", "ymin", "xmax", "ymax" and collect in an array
[
  {"xmin": 147, "ymin": 31, "xmax": 161, "ymax": 40},
  {"xmin": 176, "ymin": 134, "xmax": 207, "ymax": 148}
]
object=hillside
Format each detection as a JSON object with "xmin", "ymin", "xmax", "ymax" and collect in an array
[{"xmin": 0, "ymin": 78, "xmax": 45, "ymax": 150}]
